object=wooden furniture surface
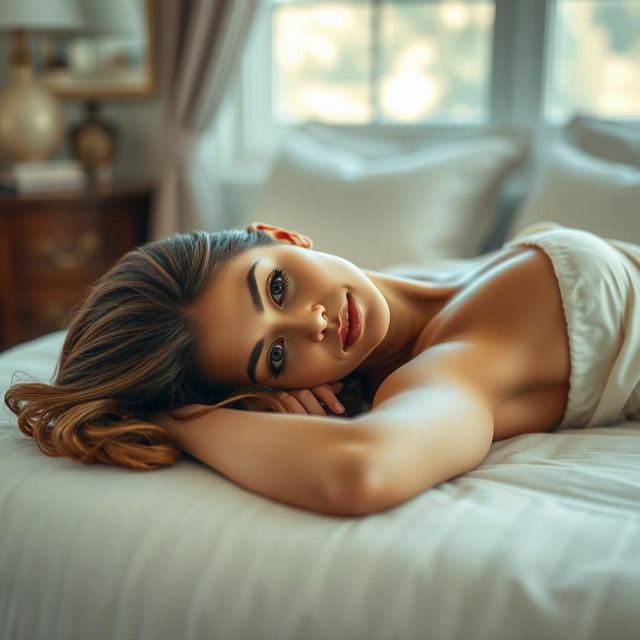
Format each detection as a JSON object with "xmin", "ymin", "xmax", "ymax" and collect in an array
[{"xmin": 0, "ymin": 184, "xmax": 151, "ymax": 351}]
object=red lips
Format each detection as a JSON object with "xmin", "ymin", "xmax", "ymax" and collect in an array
[
  {"xmin": 345, "ymin": 293, "xmax": 362, "ymax": 348},
  {"xmin": 338, "ymin": 298, "xmax": 349, "ymax": 349},
  {"xmin": 338, "ymin": 293, "xmax": 362, "ymax": 350}
]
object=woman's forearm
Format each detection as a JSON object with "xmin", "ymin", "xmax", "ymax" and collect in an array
[{"xmin": 154, "ymin": 407, "xmax": 373, "ymax": 516}]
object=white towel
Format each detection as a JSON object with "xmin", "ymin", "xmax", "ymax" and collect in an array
[{"xmin": 504, "ymin": 222, "xmax": 640, "ymax": 429}]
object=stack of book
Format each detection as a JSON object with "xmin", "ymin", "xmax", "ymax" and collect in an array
[{"xmin": 0, "ymin": 160, "xmax": 86, "ymax": 193}]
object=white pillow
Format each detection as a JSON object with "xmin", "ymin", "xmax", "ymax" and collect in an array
[
  {"xmin": 247, "ymin": 126, "xmax": 529, "ymax": 269},
  {"xmin": 565, "ymin": 115, "xmax": 640, "ymax": 168},
  {"xmin": 508, "ymin": 141, "xmax": 640, "ymax": 244}
]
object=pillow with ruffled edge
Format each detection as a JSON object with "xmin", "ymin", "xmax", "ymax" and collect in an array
[
  {"xmin": 247, "ymin": 126, "xmax": 530, "ymax": 270},
  {"xmin": 507, "ymin": 140, "xmax": 640, "ymax": 245}
]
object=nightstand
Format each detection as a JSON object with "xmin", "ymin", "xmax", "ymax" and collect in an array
[{"xmin": 0, "ymin": 183, "xmax": 151, "ymax": 350}]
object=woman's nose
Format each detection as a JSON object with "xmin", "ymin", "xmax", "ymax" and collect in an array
[{"xmin": 281, "ymin": 303, "xmax": 327, "ymax": 341}]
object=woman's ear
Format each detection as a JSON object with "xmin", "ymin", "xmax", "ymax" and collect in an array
[{"xmin": 247, "ymin": 222, "xmax": 313, "ymax": 249}]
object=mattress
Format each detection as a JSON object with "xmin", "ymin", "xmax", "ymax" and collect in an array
[{"xmin": 1, "ymin": 331, "xmax": 639, "ymax": 640}]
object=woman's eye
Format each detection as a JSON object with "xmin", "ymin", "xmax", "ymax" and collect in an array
[
  {"xmin": 268, "ymin": 340, "xmax": 286, "ymax": 377},
  {"xmin": 269, "ymin": 268, "xmax": 289, "ymax": 306},
  {"xmin": 267, "ymin": 268, "xmax": 290, "ymax": 377}
]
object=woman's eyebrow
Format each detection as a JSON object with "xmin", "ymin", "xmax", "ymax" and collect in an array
[
  {"xmin": 246, "ymin": 260, "xmax": 264, "ymax": 313},
  {"xmin": 246, "ymin": 339, "xmax": 264, "ymax": 385},
  {"xmin": 246, "ymin": 260, "xmax": 264, "ymax": 383}
]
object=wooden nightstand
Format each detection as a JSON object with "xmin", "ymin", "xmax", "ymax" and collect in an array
[{"xmin": 0, "ymin": 183, "xmax": 151, "ymax": 350}]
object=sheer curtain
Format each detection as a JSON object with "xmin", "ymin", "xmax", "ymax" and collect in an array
[{"xmin": 151, "ymin": 0, "xmax": 260, "ymax": 239}]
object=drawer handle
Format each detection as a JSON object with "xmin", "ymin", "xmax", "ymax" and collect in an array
[{"xmin": 38, "ymin": 232, "xmax": 101, "ymax": 270}]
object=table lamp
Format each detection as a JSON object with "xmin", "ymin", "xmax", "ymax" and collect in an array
[
  {"xmin": 0, "ymin": 0, "xmax": 83, "ymax": 161},
  {"xmin": 61, "ymin": 0, "xmax": 144, "ymax": 184}
]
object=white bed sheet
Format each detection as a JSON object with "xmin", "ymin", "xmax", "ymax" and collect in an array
[{"xmin": 1, "ymin": 331, "xmax": 639, "ymax": 640}]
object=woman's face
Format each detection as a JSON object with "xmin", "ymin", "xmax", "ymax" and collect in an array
[{"xmin": 191, "ymin": 239, "xmax": 390, "ymax": 390}]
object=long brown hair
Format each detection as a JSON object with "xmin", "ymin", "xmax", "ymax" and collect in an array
[{"xmin": 4, "ymin": 229, "xmax": 296, "ymax": 470}]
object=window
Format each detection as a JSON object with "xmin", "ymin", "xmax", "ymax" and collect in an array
[
  {"xmin": 272, "ymin": 0, "xmax": 495, "ymax": 125},
  {"xmin": 546, "ymin": 0, "xmax": 640, "ymax": 122},
  {"xmin": 217, "ymin": 0, "xmax": 640, "ymax": 179}
]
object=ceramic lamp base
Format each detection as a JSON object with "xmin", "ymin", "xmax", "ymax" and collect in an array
[{"xmin": 0, "ymin": 65, "xmax": 64, "ymax": 161}]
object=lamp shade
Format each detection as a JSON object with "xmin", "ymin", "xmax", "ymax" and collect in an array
[{"xmin": 0, "ymin": 0, "xmax": 84, "ymax": 33}]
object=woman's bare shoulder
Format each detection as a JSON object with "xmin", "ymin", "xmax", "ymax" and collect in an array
[{"xmin": 378, "ymin": 246, "xmax": 571, "ymax": 405}]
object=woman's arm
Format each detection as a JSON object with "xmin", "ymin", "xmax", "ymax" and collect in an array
[
  {"xmin": 348, "ymin": 339, "xmax": 519, "ymax": 515},
  {"xmin": 355, "ymin": 246, "xmax": 565, "ymax": 514},
  {"xmin": 154, "ymin": 407, "xmax": 374, "ymax": 516},
  {"xmin": 155, "ymin": 338, "xmax": 518, "ymax": 517},
  {"xmin": 351, "ymin": 381, "xmax": 494, "ymax": 514},
  {"xmin": 154, "ymin": 340, "xmax": 502, "ymax": 517},
  {"xmin": 154, "ymin": 340, "xmax": 507, "ymax": 517}
]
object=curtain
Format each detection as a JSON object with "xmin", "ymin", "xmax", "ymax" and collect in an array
[{"xmin": 151, "ymin": 0, "xmax": 260, "ymax": 239}]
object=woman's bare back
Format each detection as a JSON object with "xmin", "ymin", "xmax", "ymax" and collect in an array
[{"xmin": 376, "ymin": 245, "xmax": 572, "ymax": 440}]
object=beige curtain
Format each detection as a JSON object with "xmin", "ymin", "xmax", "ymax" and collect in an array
[{"xmin": 151, "ymin": 0, "xmax": 260, "ymax": 239}]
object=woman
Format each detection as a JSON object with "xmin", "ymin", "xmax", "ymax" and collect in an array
[{"xmin": 5, "ymin": 221, "xmax": 640, "ymax": 516}]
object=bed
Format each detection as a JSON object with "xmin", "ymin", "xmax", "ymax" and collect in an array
[{"xmin": 1, "ymin": 330, "xmax": 639, "ymax": 640}]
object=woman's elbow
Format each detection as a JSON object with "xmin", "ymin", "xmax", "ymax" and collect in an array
[
  {"xmin": 328, "ymin": 436, "xmax": 449, "ymax": 517},
  {"xmin": 324, "ymin": 439, "xmax": 389, "ymax": 516}
]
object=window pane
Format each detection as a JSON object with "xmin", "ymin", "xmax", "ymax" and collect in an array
[
  {"xmin": 546, "ymin": 0, "xmax": 640, "ymax": 122},
  {"xmin": 380, "ymin": 1, "xmax": 494, "ymax": 124},
  {"xmin": 272, "ymin": 3, "xmax": 372, "ymax": 124}
]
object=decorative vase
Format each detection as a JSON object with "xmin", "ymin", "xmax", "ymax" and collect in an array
[
  {"xmin": 0, "ymin": 32, "xmax": 64, "ymax": 161},
  {"xmin": 69, "ymin": 101, "xmax": 118, "ymax": 185}
]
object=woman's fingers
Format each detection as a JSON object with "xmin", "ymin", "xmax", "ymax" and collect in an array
[
  {"xmin": 277, "ymin": 390, "xmax": 324, "ymax": 415},
  {"xmin": 290, "ymin": 388, "xmax": 328, "ymax": 415},
  {"xmin": 275, "ymin": 392, "xmax": 307, "ymax": 415},
  {"xmin": 308, "ymin": 383, "xmax": 345, "ymax": 414},
  {"xmin": 274, "ymin": 382, "xmax": 346, "ymax": 415}
]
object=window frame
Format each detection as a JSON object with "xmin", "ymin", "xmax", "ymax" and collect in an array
[{"xmin": 215, "ymin": 0, "xmax": 635, "ymax": 182}]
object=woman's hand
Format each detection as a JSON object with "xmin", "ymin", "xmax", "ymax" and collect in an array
[{"xmin": 275, "ymin": 382, "xmax": 345, "ymax": 416}]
